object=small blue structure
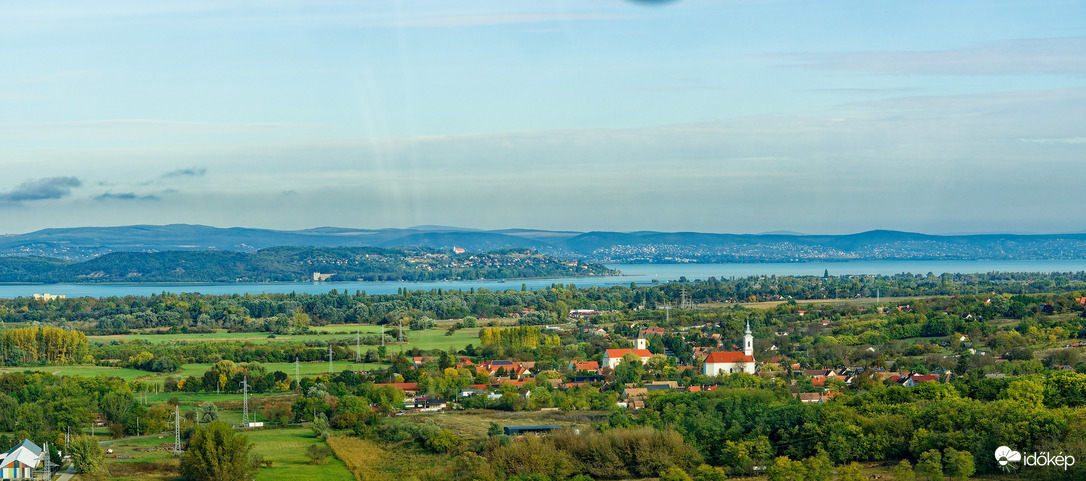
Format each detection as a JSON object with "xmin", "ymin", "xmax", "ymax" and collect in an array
[{"xmin": 503, "ymin": 425, "xmax": 562, "ymax": 436}]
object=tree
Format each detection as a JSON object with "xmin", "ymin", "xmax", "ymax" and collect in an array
[
  {"xmin": 915, "ymin": 450, "xmax": 944, "ymax": 481},
  {"xmin": 767, "ymin": 456, "xmax": 806, "ymax": 481},
  {"xmin": 893, "ymin": 459, "xmax": 916, "ymax": 481},
  {"xmin": 693, "ymin": 464, "xmax": 727, "ymax": 481},
  {"xmin": 197, "ymin": 402, "xmax": 219, "ymax": 423},
  {"xmin": 305, "ymin": 443, "xmax": 332, "ymax": 465},
  {"xmin": 614, "ymin": 353, "xmax": 645, "ymax": 384},
  {"xmin": 68, "ymin": 435, "xmax": 104, "ymax": 474},
  {"xmin": 180, "ymin": 421, "xmax": 257, "ymax": 481},
  {"xmin": 838, "ymin": 462, "xmax": 863, "ymax": 481},
  {"xmin": 942, "ymin": 448, "xmax": 974, "ymax": 481}
]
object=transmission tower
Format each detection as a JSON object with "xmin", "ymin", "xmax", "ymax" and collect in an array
[
  {"xmin": 169, "ymin": 405, "xmax": 181, "ymax": 455},
  {"xmin": 242, "ymin": 376, "xmax": 250, "ymax": 425},
  {"xmin": 398, "ymin": 322, "xmax": 404, "ymax": 343},
  {"xmin": 39, "ymin": 442, "xmax": 53, "ymax": 480},
  {"xmin": 328, "ymin": 344, "xmax": 334, "ymax": 374},
  {"xmin": 355, "ymin": 332, "xmax": 361, "ymax": 362},
  {"xmin": 294, "ymin": 357, "xmax": 301, "ymax": 392}
]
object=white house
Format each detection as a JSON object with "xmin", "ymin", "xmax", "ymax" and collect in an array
[
  {"xmin": 602, "ymin": 349, "xmax": 653, "ymax": 370},
  {"xmin": 1, "ymin": 439, "xmax": 41, "ymax": 480},
  {"xmin": 703, "ymin": 322, "xmax": 756, "ymax": 375}
]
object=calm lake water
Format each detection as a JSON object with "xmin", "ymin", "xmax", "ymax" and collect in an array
[{"xmin": 2, "ymin": 259, "xmax": 1085, "ymax": 299}]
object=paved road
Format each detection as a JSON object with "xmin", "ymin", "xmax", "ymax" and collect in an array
[{"xmin": 54, "ymin": 464, "xmax": 75, "ymax": 481}]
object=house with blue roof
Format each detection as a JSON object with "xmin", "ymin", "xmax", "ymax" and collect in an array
[{"xmin": 1, "ymin": 439, "xmax": 41, "ymax": 480}]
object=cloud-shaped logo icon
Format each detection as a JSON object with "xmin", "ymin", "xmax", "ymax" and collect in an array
[{"xmin": 995, "ymin": 446, "xmax": 1021, "ymax": 466}]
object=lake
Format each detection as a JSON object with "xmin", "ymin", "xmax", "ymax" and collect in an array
[{"xmin": 2, "ymin": 259, "xmax": 1084, "ymax": 299}]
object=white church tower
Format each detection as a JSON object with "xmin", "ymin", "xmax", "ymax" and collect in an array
[{"xmin": 743, "ymin": 321, "xmax": 754, "ymax": 358}]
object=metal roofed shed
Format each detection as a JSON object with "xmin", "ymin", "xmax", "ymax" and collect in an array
[{"xmin": 503, "ymin": 425, "xmax": 562, "ymax": 436}]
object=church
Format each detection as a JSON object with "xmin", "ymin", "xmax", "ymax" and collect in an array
[{"xmin": 703, "ymin": 321, "xmax": 756, "ymax": 375}]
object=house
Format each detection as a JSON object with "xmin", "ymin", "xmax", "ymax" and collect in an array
[
  {"xmin": 645, "ymin": 381, "xmax": 679, "ymax": 392},
  {"xmin": 703, "ymin": 322, "xmax": 756, "ymax": 375},
  {"xmin": 569, "ymin": 361, "xmax": 600, "ymax": 374},
  {"xmin": 794, "ymin": 392, "xmax": 840, "ymax": 404},
  {"xmin": 581, "ymin": 327, "xmax": 607, "ymax": 337},
  {"xmin": 569, "ymin": 309, "xmax": 600, "ymax": 319},
  {"xmin": 602, "ymin": 349, "xmax": 653, "ymax": 370},
  {"xmin": 373, "ymin": 382, "xmax": 419, "ymax": 397},
  {"xmin": 1, "ymin": 439, "xmax": 42, "ymax": 480},
  {"xmin": 639, "ymin": 327, "xmax": 666, "ymax": 337},
  {"xmin": 904, "ymin": 374, "xmax": 939, "ymax": 388}
]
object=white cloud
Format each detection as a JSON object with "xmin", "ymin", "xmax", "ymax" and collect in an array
[
  {"xmin": 369, "ymin": 13, "xmax": 634, "ymax": 28},
  {"xmin": 790, "ymin": 37, "xmax": 1086, "ymax": 76}
]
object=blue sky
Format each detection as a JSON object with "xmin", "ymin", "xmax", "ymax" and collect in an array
[{"xmin": 1, "ymin": 0, "xmax": 1084, "ymax": 235}]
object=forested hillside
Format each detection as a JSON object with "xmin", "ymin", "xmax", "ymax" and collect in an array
[{"xmin": 0, "ymin": 247, "xmax": 613, "ymax": 283}]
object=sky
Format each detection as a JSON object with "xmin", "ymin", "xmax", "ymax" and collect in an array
[{"xmin": 1, "ymin": 0, "xmax": 1084, "ymax": 235}]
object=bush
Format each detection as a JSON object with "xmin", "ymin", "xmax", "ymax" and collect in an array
[
  {"xmin": 306, "ymin": 443, "xmax": 333, "ymax": 465},
  {"xmin": 660, "ymin": 466, "xmax": 693, "ymax": 481}
]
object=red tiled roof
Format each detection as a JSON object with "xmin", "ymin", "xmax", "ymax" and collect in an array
[
  {"xmin": 572, "ymin": 361, "xmax": 600, "ymax": 371},
  {"xmin": 606, "ymin": 349, "xmax": 653, "ymax": 358},
  {"xmin": 704, "ymin": 351, "xmax": 755, "ymax": 364}
]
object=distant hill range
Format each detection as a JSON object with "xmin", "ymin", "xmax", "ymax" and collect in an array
[{"xmin": 3, "ymin": 224, "xmax": 1086, "ymax": 263}]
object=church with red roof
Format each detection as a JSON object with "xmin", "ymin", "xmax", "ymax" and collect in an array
[{"xmin": 703, "ymin": 321, "xmax": 756, "ymax": 375}]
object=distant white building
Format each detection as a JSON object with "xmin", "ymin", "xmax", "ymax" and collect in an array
[{"xmin": 31, "ymin": 293, "xmax": 64, "ymax": 301}]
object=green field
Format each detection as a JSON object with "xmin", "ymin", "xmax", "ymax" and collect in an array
[
  {"xmin": 0, "ymin": 358, "xmax": 392, "ymax": 388},
  {"xmin": 0, "ymin": 365, "xmax": 150, "ymax": 381},
  {"xmin": 87, "ymin": 324, "xmax": 485, "ymax": 352},
  {"xmin": 96, "ymin": 427, "xmax": 352, "ymax": 481}
]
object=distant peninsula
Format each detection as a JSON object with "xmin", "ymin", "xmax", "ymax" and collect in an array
[{"xmin": 0, "ymin": 247, "xmax": 616, "ymax": 283}]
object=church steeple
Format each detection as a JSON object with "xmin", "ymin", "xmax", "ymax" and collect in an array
[{"xmin": 743, "ymin": 320, "xmax": 754, "ymax": 357}]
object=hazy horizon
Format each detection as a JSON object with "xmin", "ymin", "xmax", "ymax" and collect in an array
[
  {"xmin": 3, "ymin": 1, "xmax": 1084, "ymax": 235},
  {"xmin": 2, "ymin": 222, "xmax": 1084, "ymax": 238}
]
